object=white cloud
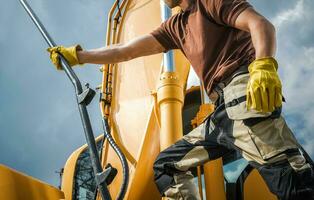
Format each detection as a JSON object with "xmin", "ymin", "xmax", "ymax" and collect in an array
[
  {"xmin": 272, "ymin": 0, "xmax": 304, "ymax": 29},
  {"xmin": 271, "ymin": 0, "xmax": 314, "ymax": 157}
]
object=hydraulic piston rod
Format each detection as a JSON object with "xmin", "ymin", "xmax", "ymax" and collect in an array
[
  {"xmin": 18, "ymin": 0, "xmax": 111, "ymax": 199},
  {"xmin": 160, "ymin": 0, "xmax": 175, "ymax": 72}
]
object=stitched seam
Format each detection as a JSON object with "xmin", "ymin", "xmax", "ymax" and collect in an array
[{"xmin": 247, "ymin": 128, "xmax": 264, "ymax": 160}]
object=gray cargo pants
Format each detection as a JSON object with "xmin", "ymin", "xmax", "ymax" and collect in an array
[{"xmin": 153, "ymin": 74, "xmax": 314, "ymax": 200}]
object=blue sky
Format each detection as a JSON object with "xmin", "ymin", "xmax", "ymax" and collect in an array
[
  {"xmin": 1, "ymin": 0, "xmax": 314, "ymax": 188},
  {"xmin": 0, "ymin": 0, "xmax": 114, "ymax": 186}
]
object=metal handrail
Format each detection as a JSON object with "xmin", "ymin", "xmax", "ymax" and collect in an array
[{"xmin": 18, "ymin": 0, "xmax": 111, "ymax": 199}]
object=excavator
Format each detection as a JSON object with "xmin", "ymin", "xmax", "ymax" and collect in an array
[{"xmin": 0, "ymin": 0, "xmax": 278, "ymax": 199}]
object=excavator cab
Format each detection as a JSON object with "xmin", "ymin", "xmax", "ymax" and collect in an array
[{"xmin": 0, "ymin": 0, "xmax": 278, "ymax": 199}]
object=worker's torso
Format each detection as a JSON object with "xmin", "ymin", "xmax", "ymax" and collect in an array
[{"xmin": 169, "ymin": 0, "xmax": 255, "ymax": 94}]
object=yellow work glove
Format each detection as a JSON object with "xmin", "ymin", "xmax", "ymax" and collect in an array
[
  {"xmin": 47, "ymin": 45, "xmax": 82, "ymax": 70},
  {"xmin": 246, "ymin": 57, "xmax": 282, "ymax": 113}
]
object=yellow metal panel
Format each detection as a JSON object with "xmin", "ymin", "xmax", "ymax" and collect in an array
[
  {"xmin": 0, "ymin": 164, "xmax": 64, "ymax": 200},
  {"xmin": 102, "ymin": 0, "xmax": 164, "ymax": 198},
  {"xmin": 243, "ymin": 169, "xmax": 277, "ymax": 200},
  {"xmin": 126, "ymin": 108, "xmax": 161, "ymax": 200}
]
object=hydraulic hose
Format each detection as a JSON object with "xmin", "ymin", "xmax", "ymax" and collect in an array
[{"xmin": 102, "ymin": 117, "xmax": 129, "ymax": 200}]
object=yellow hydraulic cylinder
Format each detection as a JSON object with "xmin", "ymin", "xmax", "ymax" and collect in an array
[{"xmin": 157, "ymin": 71, "xmax": 184, "ymax": 150}]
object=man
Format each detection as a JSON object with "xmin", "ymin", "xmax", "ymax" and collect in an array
[{"xmin": 48, "ymin": 0, "xmax": 314, "ymax": 199}]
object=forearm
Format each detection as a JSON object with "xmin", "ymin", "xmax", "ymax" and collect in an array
[
  {"xmin": 249, "ymin": 19, "xmax": 277, "ymax": 59},
  {"xmin": 77, "ymin": 44, "xmax": 132, "ymax": 64},
  {"xmin": 77, "ymin": 34, "xmax": 164, "ymax": 65}
]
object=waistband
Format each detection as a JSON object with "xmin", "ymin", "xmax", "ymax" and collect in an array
[
  {"xmin": 210, "ymin": 65, "xmax": 249, "ymax": 104},
  {"xmin": 220, "ymin": 64, "xmax": 249, "ymax": 87}
]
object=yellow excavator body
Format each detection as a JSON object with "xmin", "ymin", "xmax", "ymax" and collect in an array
[{"xmin": 0, "ymin": 165, "xmax": 64, "ymax": 200}]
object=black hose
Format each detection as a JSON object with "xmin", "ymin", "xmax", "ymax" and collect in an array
[{"xmin": 102, "ymin": 117, "xmax": 129, "ymax": 200}]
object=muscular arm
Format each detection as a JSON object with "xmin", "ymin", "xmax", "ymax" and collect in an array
[
  {"xmin": 234, "ymin": 7, "xmax": 276, "ymax": 59},
  {"xmin": 77, "ymin": 34, "xmax": 165, "ymax": 64}
]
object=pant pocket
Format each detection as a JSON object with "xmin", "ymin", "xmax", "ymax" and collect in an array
[
  {"xmin": 223, "ymin": 73, "xmax": 271, "ymax": 120},
  {"xmin": 247, "ymin": 117, "xmax": 299, "ymax": 160}
]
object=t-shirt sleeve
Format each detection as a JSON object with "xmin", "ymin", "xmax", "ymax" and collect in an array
[
  {"xmin": 204, "ymin": 0, "xmax": 252, "ymax": 27},
  {"xmin": 150, "ymin": 16, "xmax": 179, "ymax": 53}
]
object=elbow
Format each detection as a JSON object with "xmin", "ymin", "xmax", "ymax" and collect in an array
[
  {"xmin": 264, "ymin": 19, "xmax": 276, "ymax": 36},
  {"xmin": 250, "ymin": 18, "xmax": 277, "ymax": 57},
  {"xmin": 251, "ymin": 18, "xmax": 276, "ymax": 37}
]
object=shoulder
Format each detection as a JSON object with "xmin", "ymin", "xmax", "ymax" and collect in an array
[
  {"xmin": 164, "ymin": 11, "xmax": 183, "ymax": 26},
  {"xmin": 198, "ymin": 0, "xmax": 253, "ymax": 26},
  {"xmin": 157, "ymin": 11, "xmax": 186, "ymax": 36}
]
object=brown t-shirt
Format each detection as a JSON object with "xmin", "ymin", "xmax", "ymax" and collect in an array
[{"xmin": 150, "ymin": 0, "xmax": 255, "ymax": 95}]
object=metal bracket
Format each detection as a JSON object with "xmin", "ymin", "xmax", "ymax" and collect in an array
[
  {"xmin": 78, "ymin": 83, "xmax": 96, "ymax": 105},
  {"xmin": 95, "ymin": 164, "xmax": 118, "ymax": 186}
]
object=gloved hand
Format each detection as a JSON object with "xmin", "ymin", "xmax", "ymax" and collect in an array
[
  {"xmin": 246, "ymin": 57, "xmax": 282, "ymax": 113},
  {"xmin": 47, "ymin": 45, "xmax": 82, "ymax": 70}
]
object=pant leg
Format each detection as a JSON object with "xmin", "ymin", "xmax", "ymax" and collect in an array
[
  {"xmin": 221, "ymin": 73, "xmax": 314, "ymax": 199},
  {"xmin": 232, "ymin": 113, "xmax": 314, "ymax": 199},
  {"xmin": 251, "ymin": 154, "xmax": 314, "ymax": 200},
  {"xmin": 153, "ymin": 119, "xmax": 232, "ymax": 199},
  {"xmin": 163, "ymin": 171, "xmax": 201, "ymax": 200},
  {"xmin": 154, "ymin": 72, "xmax": 314, "ymax": 199},
  {"xmin": 153, "ymin": 84, "xmax": 264, "ymax": 199},
  {"xmin": 239, "ymin": 114, "xmax": 314, "ymax": 199}
]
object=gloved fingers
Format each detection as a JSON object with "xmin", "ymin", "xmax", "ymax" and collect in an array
[
  {"xmin": 260, "ymin": 86, "xmax": 269, "ymax": 112},
  {"xmin": 253, "ymin": 87, "xmax": 262, "ymax": 112},
  {"xmin": 275, "ymin": 86, "xmax": 282, "ymax": 108},
  {"xmin": 255, "ymin": 88, "xmax": 262, "ymax": 112},
  {"xmin": 47, "ymin": 47, "xmax": 54, "ymax": 53},
  {"xmin": 47, "ymin": 45, "xmax": 82, "ymax": 70},
  {"xmin": 47, "ymin": 46, "xmax": 59, "ymax": 53},
  {"xmin": 268, "ymin": 86, "xmax": 275, "ymax": 112},
  {"xmin": 50, "ymin": 51, "xmax": 62, "ymax": 70}
]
